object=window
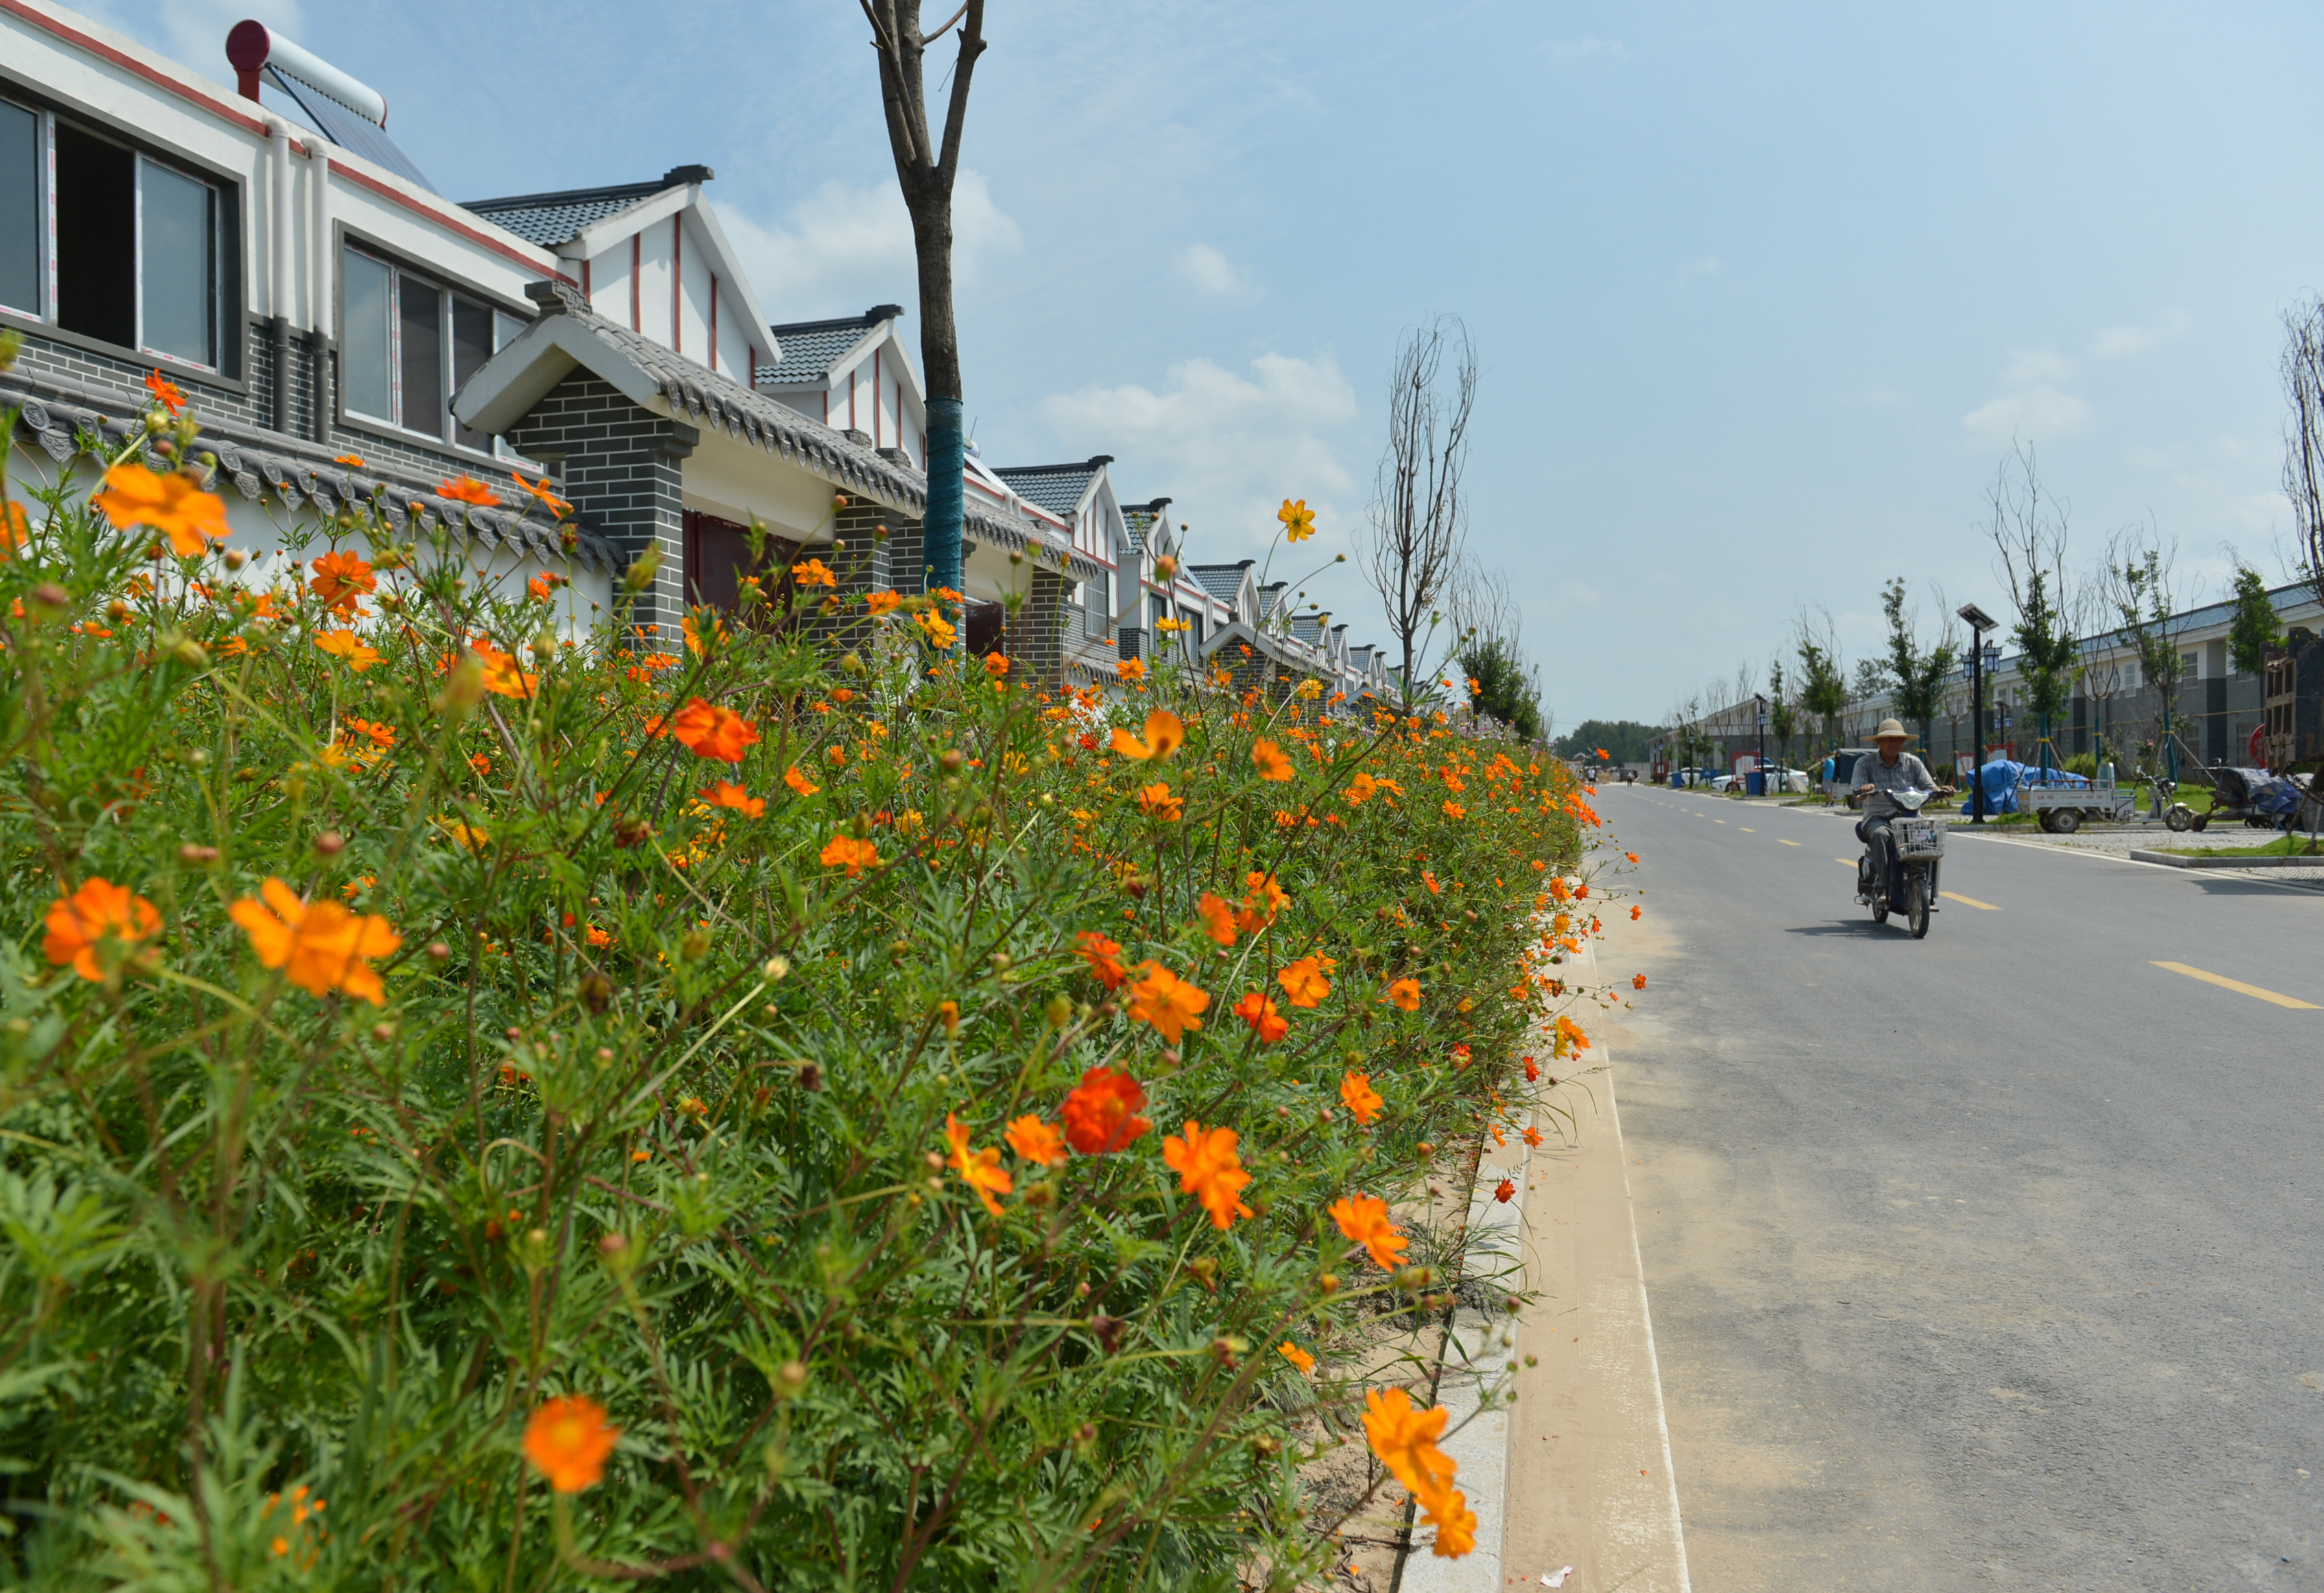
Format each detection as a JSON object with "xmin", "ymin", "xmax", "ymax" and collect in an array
[
  {"xmin": 342, "ymin": 244, "xmax": 526, "ymax": 451},
  {"xmin": 0, "ymin": 98, "xmax": 226, "ymax": 368}
]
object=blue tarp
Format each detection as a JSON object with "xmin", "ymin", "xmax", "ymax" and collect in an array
[{"xmin": 1976, "ymin": 759, "xmax": 2024, "ymax": 813}]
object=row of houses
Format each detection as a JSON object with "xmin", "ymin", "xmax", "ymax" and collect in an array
[
  {"xmin": 0, "ymin": 1, "xmax": 1404, "ymax": 705},
  {"xmin": 1670, "ymin": 578, "xmax": 2324, "ymax": 778}
]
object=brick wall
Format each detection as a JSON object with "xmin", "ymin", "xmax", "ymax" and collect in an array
[
  {"xmin": 501, "ymin": 372, "xmax": 694, "ymax": 632},
  {"xmin": 1002, "ymin": 566, "xmax": 1068, "ymax": 687}
]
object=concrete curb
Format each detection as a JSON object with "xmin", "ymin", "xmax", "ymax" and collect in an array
[{"xmin": 2129, "ymin": 848, "xmax": 2324, "ymax": 869}]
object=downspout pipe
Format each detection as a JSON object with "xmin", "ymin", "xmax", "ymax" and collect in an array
[
  {"xmin": 264, "ymin": 114, "xmax": 294, "ymax": 435},
  {"xmin": 308, "ymin": 137, "xmax": 331, "ymax": 444}
]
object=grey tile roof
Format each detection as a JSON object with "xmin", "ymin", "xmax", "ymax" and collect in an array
[
  {"xmin": 1120, "ymin": 497, "xmax": 1169, "ymax": 553},
  {"xmin": 1188, "ymin": 561, "xmax": 1252, "ymax": 605},
  {"xmin": 994, "ymin": 457, "xmax": 1112, "ymax": 518},
  {"xmin": 1, "ymin": 378, "xmax": 622, "ymax": 571},
  {"xmin": 461, "ymin": 167, "xmax": 713, "ymax": 248},
  {"xmin": 758, "ymin": 307, "xmax": 904, "ymax": 385},
  {"xmin": 513, "ymin": 283, "xmax": 1102, "ymax": 584}
]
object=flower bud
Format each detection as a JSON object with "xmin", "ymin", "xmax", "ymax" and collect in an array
[
  {"xmin": 313, "ymin": 830, "xmax": 345, "ymax": 857},
  {"xmin": 621, "ymin": 543, "xmax": 661, "ymax": 592},
  {"xmin": 774, "ymin": 1359, "xmax": 809, "ymax": 1400}
]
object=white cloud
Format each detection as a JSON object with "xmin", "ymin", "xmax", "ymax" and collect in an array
[
  {"xmin": 1684, "ymin": 255, "xmax": 1723, "ymax": 278},
  {"xmin": 2001, "ymin": 346, "xmax": 2072, "ymax": 387},
  {"xmin": 1961, "ymin": 385, "xmax": 2091, "ymax": 444},
  {"xmin": 1175, "ymin": 243, "xmax": 1250, "ymax": 297},
  {"xmin": 1040, "ymin": 352, "xmax": 1360, "ymax": 557},
  {"xmin": 1546, "ymin": 36, "xmax": 1625, "ymax": 63},
  {"xmin": 1963, "ymin": 346, "xmax": 2089, "ymax": 444},
  {"xmin": 724, "ymin": 171, "xmax": 1020, "ymax": 321},
  {"xmin": 2089, "ymin": 309, "xmax": 2191, "ymax": 358}
]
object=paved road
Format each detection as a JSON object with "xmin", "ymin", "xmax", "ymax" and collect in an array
[{"xmin": 1597, "ymin": 785, "xmax": 2324, "ymax": 1591}]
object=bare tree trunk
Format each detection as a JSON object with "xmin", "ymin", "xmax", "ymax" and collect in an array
[
  {"xmin": 2283, "ymin": 298, "xmax": 2324, "ymax": 616},
  {"xmin": 1361, "ymin": 317, "xmax": 1476, "ymax": 708},
  {"xmin": 863, "ymin": 0, "xmax": 987, "ymax": 599}
]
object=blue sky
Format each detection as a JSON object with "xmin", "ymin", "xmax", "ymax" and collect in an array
[{"xmin": 95, "ymin": 0, "xmax": 2324, "ymax": 725}]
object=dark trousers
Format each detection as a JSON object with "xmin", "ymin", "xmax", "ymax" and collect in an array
[{"xmin": 1856, "ymin": 814, "xmax": 1896, "ymax": 895}]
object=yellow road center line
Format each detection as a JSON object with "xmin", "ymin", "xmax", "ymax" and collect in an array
[
  {"xmin": 1835, "ymin": 858, "xmax": 1854, "ymax": 867},
  {"xmin": 1778, "ymin": 839, "xmax": 1801, "ymax": 846},
  {"xmin": 1740, "ymin": 828, "xmax": 1755, "ymax": 832},
  {"xmin": 1940, "ymin": 891, "xmax": 1999, "ymax": 910},
  {"xmin": 2152, "ymin": 962, "xmax": 2319, "ymax": 1009},
  {"xmin": 1714, "ymin": 820, "xmax": 1727, "ymax": 825}
]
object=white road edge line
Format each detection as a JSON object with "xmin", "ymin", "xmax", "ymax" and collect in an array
[{"xmin": 1966, "ymin": 833, "xmax": 2324, "ymax": 895}]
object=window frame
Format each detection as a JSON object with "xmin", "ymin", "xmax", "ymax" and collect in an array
[
  {"xmin": 0, "ymin": 77, "xmax": 246, "ymax": 384},
  {"xmin": 332, "ymin": 222, "xmax": 534, "ymax": 459}
]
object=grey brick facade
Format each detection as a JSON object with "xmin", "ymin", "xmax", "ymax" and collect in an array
[{"xmin": 500, "ymin": 372, "xmax": 691, "ymax": 629}]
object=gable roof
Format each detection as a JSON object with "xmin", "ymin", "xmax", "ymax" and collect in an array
[
  {"xmin": 1188, "ymin": 560, "xmax": 1253, "ymax": 606},
  {"xmin": 453, "ymin": 282, "xmax": 1102, "ymax": 584},
  {"xmin": 994, "ymin": 457, "xmax": 1113, "ymax": 518},
  {"xmin": 1120, "ymin": 496, "xmax": 1171, "ymax": 553},
  {"xmin": 760, "ymin": 307, "xmax": 906, "ymax": 384},
  {"xmin": 461, "ymin": 166, "xmax": 714, "ymax": 247}
]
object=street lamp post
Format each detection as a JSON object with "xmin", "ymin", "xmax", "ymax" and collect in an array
[
  {"xmin": 1755, "ymin": 693, "xmax": 1767, "ymax": 794},
  {"xmin": 1958, "ymin": 604, "xmax": 1999, "ymax": 824}
]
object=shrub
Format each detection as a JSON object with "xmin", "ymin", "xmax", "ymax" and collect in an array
[{"xmin": 0, "ymin": 401, "xmax": 1599, "ymax": 1588}]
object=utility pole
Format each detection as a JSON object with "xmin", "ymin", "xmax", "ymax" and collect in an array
[
  {"xmin": 1958, "ymin": 603, "xmax": 1998, "ymax": 824},
  {"xmin": 1755, "ymin": 693, "xmax": 1767, "ymax": 795}
]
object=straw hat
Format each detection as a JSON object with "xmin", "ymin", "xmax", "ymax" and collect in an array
[{"xmin": 1872, "ymin": 719, "xmax": 1910, "ymax": 741}]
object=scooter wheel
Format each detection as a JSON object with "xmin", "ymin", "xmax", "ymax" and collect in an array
[
  {"xmin": 1908, "ymin": 878, "xmax": 1931, "ymax": 939},
  {"xmin": 2190, "ymin": 813, "xmax": 2209, "ymax": 832},
  {"xmin": 2164, "ymin": 804, "xmax": 2194, "ymax": 833}
]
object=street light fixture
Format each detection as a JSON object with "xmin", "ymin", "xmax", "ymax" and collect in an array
[{"xmin": 1958, "ymin": 604, "xmax": 1999, "ymax": 824}]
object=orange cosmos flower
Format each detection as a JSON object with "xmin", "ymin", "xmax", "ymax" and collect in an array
[
  {"xmin": 1344, "ymin": 772, "xmax": 1380, "ymax": 805},
  {"xmin": 438, "ymin": 475, "xmax": 500, "ymax": 507},
  {"xmin": 1075, "ymin": 931, "xmax": 1127, "ymax": 990},
  {"xmin": 144, "ymin": 368, "xmax": 187, "ymax": 414},
  {"xmin": 1522, "ymin": 1056, "xmax": 1540, "ymax": 1083},
  {"xmin": 1493, "ymin": 1179, "xmax": 1516, "ymax": 1204},
  {"xmin": 313, "ymin": 629, "xmax": 382, "ymax": 672},
  {"xmin": 914, "ymin": 608, "xmax": 957, "ymax": 649},
  {"xmin": 0, "ymin": 500, "xmax": 25, "ymax": 559},
  {"xmin": 700, "ymin": 782, "xmax": 765, "ymax": 817},
  {"xmin": 1422, "ymin": 870, "xmax": 1442, "ymax": 896},
  {"xmin": 228, "ymin": 878, "xmax": 401, "ymax": 1005},
  {"xmin": 1554, "ymin": 1014, "xmax": 1590, "ymax": 1055},
  {"xmin": 1441, "ymin": 801, "xmax": 1466, "ymax": 819},
  {"xmin": 1278, "ymin": 1341, "xmax": 1316, "ymax": 1376},
  {"xmin": 1127, "ymin": 961, "xmax": 1208, "ymax": 1042},
  {"xmin": 462, "ymin": 639, "xmax": 537, "ymax": 699},
  {"xmin": 92, "ymin": 463, "xmax": 230, "ymax": 557},
  {"xmin": 1116, "ymin": 657, "xmax": 1147, "ymax": 682},
  {"xmin": 682, "ymin": 612, "xmax": 728, "ymax": 658},
  {"xmin": 945, "ymin": 1113, "xmax": 1014, "ymax": 1217},
  {"xmin": 527, "ymin": 571, "xmax": 564, "ymax": 603},
  {"xmin": 1630, "ymin": 905, "xmax": 1642, "ymax": 920},
  {"xmin": 1239, "ymin": 870, "xmax": 1288, "ymax": 931},
  {"xmin": 1522, "ymin": 1125, "xmax": 1543, "ymax": 1149},
  {"xmin": 1136, "ymin": 782, "xmax": 1184, "ymax": 821},
  {"xmin": 669, "ymin": 698, "xmax": 760, "ymax": 763},
  {"xmin": 1163, "ymin": 1120, "xmax": 1253, "ymax": 1230},
  {"xmin": 344, "ymin": 716, "xmax": 394, "ymax": 749},
  {"xmin": 1363, "ymin": 1387, "xmax": 1456, "ymax": 1505},
  {"xmin": 983, "ymin": 651, "xmax": 1010, "ymax": 678},
  {"xmin": 1339, "ymin": 1071, "xmax": 1384, "ymax": 1125},
  {"xmin": 1195, "ymin": 892, "xmax": 1237, "ymax": 946},
  {"xmin": 1005, "ymin": 1115, "xmax": 1068, "ymax": 1167},
  {"xmin": 332, "ymin": 453, "xmax": 365, "ymax": 469},
  {"xmin": 1385, "ymin": 977, "xmax": 1422, "ymax": 1012},
  {"xmin": 793, "ymin": 557, "xmax": 837, "ymax": 589},
  {"xmin": 1232, "ymin": 990, "xmax": 1288, "ymax": 1043},
  {"xmin": 1277, "ymin": 497, "xmax": 1316, "ymax": 542},
  {"xmin": 43, "ymin": 878, "xmax": 161, "ymax": 981},
  {"xmin": 309, "ymin": 549, "xmax": 376, "ymax": 612},
  {"xmin": 1330, "ymin": 1193, "xmax": 1408, "ymax": 1271},
  {"xmin": 510, "ymin": 471, "xmax": 568, "ymax": 516},
  {"xmin": 1110, "ymin": 709, "xmax": 1184, "ymax": 762},
  {"xmin": 864, "ymin": 590, "xmax": 904, "ymax": 616},
  {"xmin": 819, "ymin": 835, "xmax": 879, "ymax": 877},
  {"xmin": 1060, "ymin": 1066, "xmax": 1151, "ymax": 1154},
  {"xmin": 1423, "ymin": 1487, "xmax": 1478, "ymax": 1558},
  {"xmin": 1276, "ymin": 955, "xmax": 1334, "ymax": 1010},
  {"xmin": 1633, "ymin": 974, "xmax": 1647, "ymax": 990},
  {"xmin": 1252, "ymin": 740, "xmax": 1293, "ymax": 782},
  {"xmin": 522, "ymin": 1396, "xmax": 619, "ymax": 1493},
  {"xmin": 784, "ymin": 765, "xmax": 821, "ymax": 796}
]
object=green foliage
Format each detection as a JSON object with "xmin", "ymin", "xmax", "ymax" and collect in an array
[
  {"xmin": 0, "ymin": 420, "xmax": 1600, "ymax": 1588},
  {"xmin": 1794, "ymin": 641, "xmax": 1848, "ymax": 752},
  {"xmin": 1456, "ymin": 637, "xmax": 1540, "ymax": 741},
  {"xmin": 2227, "ymin": 564, "xmax": 2282, "ymax": 677},
  {"xmin": 1765, "ymin": 662, "xmax": 1797, "ymax": 762},
  {"xmin": 1880, "ymin": 579, "xmax": 1959, "ymax": 750}
]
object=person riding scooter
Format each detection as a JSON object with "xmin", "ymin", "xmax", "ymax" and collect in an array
[{"xmin": 1854, "ymin": 719, "xmax": 1955, "ymax": 900}]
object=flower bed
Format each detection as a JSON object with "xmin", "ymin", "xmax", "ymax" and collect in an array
[{"xmin": 0, "ymin": 392, "xmax": 1609, "ymax": 1588}]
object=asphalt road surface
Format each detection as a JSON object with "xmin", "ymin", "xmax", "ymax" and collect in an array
[{"xmin": 1597, "ymin": 785, "xmax": 2324, "ymax": 1591}]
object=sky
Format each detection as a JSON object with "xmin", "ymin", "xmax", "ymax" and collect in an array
[{"xmin": 85, "ymin": 0, "xmax": 2324, "ymax": 727}]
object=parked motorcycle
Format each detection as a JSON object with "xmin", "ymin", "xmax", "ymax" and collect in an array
[{"xmin": 1854, "ymin": 787, "xmax": 1944, "ymax": 939}]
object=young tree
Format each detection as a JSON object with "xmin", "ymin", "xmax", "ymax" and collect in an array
[
  {"xmin": 864, "ymin": 0, "xmax": 989, "ymax": 599},
  {"xmin": 2226, "ymin": 561, "xmax": 2282, "ymax": 677},
  {"xmin": 1362, "ymin": 318, "xmax": 1476, "ymax": 704},
  {"xmin": 1988, "ymin": 442, "xmax": 2078, "ymax": 778},
  {"xmin": 2103, "ymin": 532, "xmax": 2198, "ymax": 779},
  {"xmin": 1793, "ymin": 609, "xmax": 1848, "ymax": 755},
  {"xmin": 1881, "ymin": 577, "xmax": 1960, "ymax": 756},
  {"xmin": 2282, "ymin": 298, "xmax": 2324, "ymax": 617},
  {"xmin": 1767, "ymin": 658, "xmax": 1799, "ymax": 767}
]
